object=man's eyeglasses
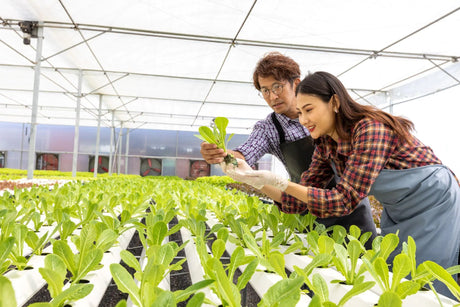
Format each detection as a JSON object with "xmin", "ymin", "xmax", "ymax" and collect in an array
[{"xmin": 258, "ymin": 83, "xmax": 284, "ymax": 98}]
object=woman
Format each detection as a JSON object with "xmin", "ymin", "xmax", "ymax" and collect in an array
[{"xmin": 223, "ymin": 71, "xmax": 460, "ymax": 298}]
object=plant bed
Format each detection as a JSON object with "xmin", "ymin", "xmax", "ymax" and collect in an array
[
  {"xmin": 205, "ymin": 229, "xmax": 260, "ymax": 307},
  {"xmin": 226, "ymin": 182, "xmax": 384, "ymax": 228},
  {"xmin": 168, "ymin": 216, "xmax": 194, "ymax": 307},
  {"xmin": 5, "ymin": 255, "xmax": 47, "ymax": 306},
  {"xmin": 72, "ymin": 228, "xmax": 137, "ymax": 307},
  {"xmin": 2, "ymin": 175, "xmax": 459, "ymax": 306},
  {"xmin": 205, "ymin": 213, "xmax": 312, "ymax": 306},
  {"xmin": 178, "ymin": 221, "xmax": 222, "ymax": 305}
]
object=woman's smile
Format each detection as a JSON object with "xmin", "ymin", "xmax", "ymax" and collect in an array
[{"xmin": 296, "ymin": 93, "xmax": 337, "ymax": 140}]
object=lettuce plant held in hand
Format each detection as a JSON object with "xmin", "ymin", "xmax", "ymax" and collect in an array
[{"xmin": 195, "ymin": 117, "xmax": 238, "ymax": 167}]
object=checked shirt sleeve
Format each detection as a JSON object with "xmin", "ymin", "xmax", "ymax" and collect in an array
[
  {"xmin": 279, "ymin": 119, "xmax": 399, "ymax": 218},
  {"xmin": 234, "ymin": 121, "xmax": 271, "ymax": 167},
  {"xmin": 301, "ymin": 148, "xmax": 335, "ymax": 188},
  {"xmin": 275, "ymin": 148, "xmax": 335, "ymax": 214}
]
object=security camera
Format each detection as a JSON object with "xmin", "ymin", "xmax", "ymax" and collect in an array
[
  {"xmin": 23, "ymin": 33, "xmax": 31, "ymax": 45},
  {"xmin": 18, "ymin": 21, "xmax": 38, "ymax": 45}
]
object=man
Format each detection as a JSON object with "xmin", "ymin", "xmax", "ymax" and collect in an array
[{"xmin": 201, "ymin": 52, "xmax": 377, "ymax": 242}]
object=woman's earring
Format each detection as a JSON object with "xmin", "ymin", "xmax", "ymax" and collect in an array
[{"xmin": 334, "ymin": 109, "xmax": 338, "ymax": 113}]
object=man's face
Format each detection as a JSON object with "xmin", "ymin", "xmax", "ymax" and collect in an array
[{"xmin": 258, "ymin": 75, "xmax": 299, "ymax": 119}]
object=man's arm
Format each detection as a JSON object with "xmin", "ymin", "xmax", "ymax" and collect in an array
[{"xmin": 200, "ymin": 142, "xmax": 245, "ymax": 164}]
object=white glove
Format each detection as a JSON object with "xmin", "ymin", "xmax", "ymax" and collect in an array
[
  {"xmin": 244, "ymin": 170, "xmax": 289, "ymax": 191},
  {"xmin": 221, "ymin": 158, "xmax": 288, "ymax": 191},
  {"xmin": 220, "ymin": 158, "xmax": 253, "ymax": 174},
  {"xmin": 220, "ymin": 158, "xmax": 255, "ymax": 184}
]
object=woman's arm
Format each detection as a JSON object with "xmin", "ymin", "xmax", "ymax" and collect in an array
[
  {"xmin": 261, "ymin": 182, "xmax": 310, "ymax": 203},
  {"xmin": 277, "ymin": 119, "xmax": 398, "ymax": 217}
]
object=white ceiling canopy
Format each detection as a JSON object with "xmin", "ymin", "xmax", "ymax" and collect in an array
[{"xmin": 1, "ymin": 0, "xmax": 460, "ymax": 134}]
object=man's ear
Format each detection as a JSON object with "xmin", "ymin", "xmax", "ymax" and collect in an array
[{"xmin": 293, "ymin": 78, "xmax": 301, "ymax": 88}]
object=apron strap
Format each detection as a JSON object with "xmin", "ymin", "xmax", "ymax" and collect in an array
[{"xmin": 271, "ymin": 113, "xmax": 285, "ymax": 144}]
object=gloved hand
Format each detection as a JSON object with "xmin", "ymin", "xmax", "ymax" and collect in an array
[
  {"xmin": 244, "ymin": 170, "xmax": 289, "ymax": 191},
  {"xmin": 220, "ymin": 158, "xmax": 253, "ymax": 175},
  {"xmin": 220, "ymin": 158, "xmax": 255, "ymax": 185},
  {"xmin": 220, "ymin": 158, "xmax": 289, "ymax": 191}
]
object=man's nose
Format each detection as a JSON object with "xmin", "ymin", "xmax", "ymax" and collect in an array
[{"xmin": 268, "ymin": 90, "xmax": 279, "ymax": 99}]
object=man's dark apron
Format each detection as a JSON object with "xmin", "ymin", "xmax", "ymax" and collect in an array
[
  {"xmin": 271, "ymin": 113, "xmax": 377, "ymax": 248},
  {"xmin": 369, "ymin": 164, "xmax": 460, "ymax": 299}
]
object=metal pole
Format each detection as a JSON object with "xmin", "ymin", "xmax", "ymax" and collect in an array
[
  {"xmin": 108, "ymin": 111, "xmax": 114, "ymax": 176},
  {"xmin": 94, "ymin": 95, "xmax": 102, "ymax": 177},
  {"xmin": 27, "ymin": 22, "xmax": 44, "ymax": 179},
  {"xmin": 20, "ymin": 123, "xmax": 25, "ymax": 169},
  {"xmin": 72, "ymin": 70, "xmax": 82, "ymax": 177},
  {"xmin": 117, "ymin": 124, "xmax": 123, "ymax": 174},
  {"xmin": 125, "ymin": 128, "xmax": 130, "ymax": 174},
  {"xmin": 387, "ymin": 92, "xmax": 393, "ymax": 114}
]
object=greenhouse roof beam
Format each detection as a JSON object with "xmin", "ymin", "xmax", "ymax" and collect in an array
[
  {"xmin": 83, "ymin": 73, "xmax": 130, "ymax": 97},
  {"xmin": 426, "ymin": 58, "xmax": 460, "ymax": 84},
  {"xmin": 386, "ymin": 60, "xmax": 460, "ymax": 109},
  {"xmin": 41, "ymin": 31, "xmax": 105, "ymax": 62},
  {"xmin": 0, "ymin": 102, "xmax": 266, "ymax": 123},
  {"xmin": 191, "ymin": 0, "xmax": 258, "ymax": 125},
  {"xmin": 0, "ymin": 88, "xmax": 112, "ymax": 127},
  {"xmin": 352, "ymin": 60, "xmax": 452, "ymax": 104},
  {"xmin": 338, "ymin": 6, "xmax": 460, "ymax": 77},
  {"xmin": 2, "ymin": 19, "xmax": 458, "ymax": 63},
  {"xmin": 1, "ymin": 19, "xmax": 82, "ymax": 93},
  {"xmin": 53, "ymin": 1, "xmax": 136, "ymax": 126},
  {"xmin": 0, "ymin": 37, "xmax": 34, "ymax": 64},
  {"xmin": 0, "ymin": 83, "xmax": 386, "ymax": 99},
  {"xmin": 0, "ymin": 63, "xmax": 254, "ymax": 85}
]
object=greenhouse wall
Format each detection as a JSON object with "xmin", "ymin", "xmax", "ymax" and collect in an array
[{"xmin": 0, "ymin": 121, "xmax": 271, "ymax": 177}]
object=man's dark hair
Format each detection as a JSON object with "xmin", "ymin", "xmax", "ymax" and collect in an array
[{"xmin": 253, "ymin": 52, "xmax": 300, "ymax": 90}]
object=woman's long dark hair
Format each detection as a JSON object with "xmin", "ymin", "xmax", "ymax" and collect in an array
[{"xmin": 295, "ymin": 71, "xmax": 414, "ymax": 144}]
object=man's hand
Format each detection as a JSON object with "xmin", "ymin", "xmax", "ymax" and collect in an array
[{"xmin": 200, "ymin": 142, "xmax": 226, "ymax": 164}]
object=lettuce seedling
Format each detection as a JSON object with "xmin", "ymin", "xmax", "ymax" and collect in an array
[
  {"xmin": 258, "ymin": 275, "xmax": 304, "ymax": 307},
  {"xmin": 0, "ymin": 275, "xmax": 17, "ymax": 307},
  {"xmin": 0, "ymin": 237, "xmax": 14, "ymax": 274},
  {"xmin": 195, "ymin": 117, "xmax": 237, "ymax": 167}
]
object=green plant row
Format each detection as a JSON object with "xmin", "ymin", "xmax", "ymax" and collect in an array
[
  {"xmin": 0, "ymin": 175, "xmax": 459, "ymax": 307},
  {"xmin": 0, "ymin": 167, "xmax": 146, "ymax": 180}
]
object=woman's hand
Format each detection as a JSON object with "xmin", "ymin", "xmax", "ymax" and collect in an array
[
  {"xmin": 220, "ymin": 158, "xmax": 254, "ymax": 185},
  {"xmin": 221, "ymin": 158, "xmax": 288, "ymax": 191},
  {"xmin": 245, "ymin": 170, "xmax": 289, "ymax": 191}
]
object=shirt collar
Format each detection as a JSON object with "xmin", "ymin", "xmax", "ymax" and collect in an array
[
  {"xmin": 274, "ymin": 112, "xmax": 311, "ymax": 136},
  {"xmin": 321, "ymin": 135, "xmax": 353, "ymax": 158},
  {"xmin": 273, "ymin": 112, "xmax": 299, "ymax": 125}
]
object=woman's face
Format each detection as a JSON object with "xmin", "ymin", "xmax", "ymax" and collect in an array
[{"xmin": 296, "ymin": 93, "xmax": 338, "ymax": 140}]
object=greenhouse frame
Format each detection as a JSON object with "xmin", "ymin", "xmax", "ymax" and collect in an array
[
  {"xmin": 1, "ymin": 1, "xmax": 460, "ymax": 307},
  {"xmin": 1, "ymin": 0, "xmax": 460, "ymax": 178}
]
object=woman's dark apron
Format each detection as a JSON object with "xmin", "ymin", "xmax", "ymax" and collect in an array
[
  {"xmin": 369, "ymin": 164, "xmax": 460, "ymax": 299},
  {"xmin": 271, "ymin": 113, "xmax": 377, "ymax": 248}
]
